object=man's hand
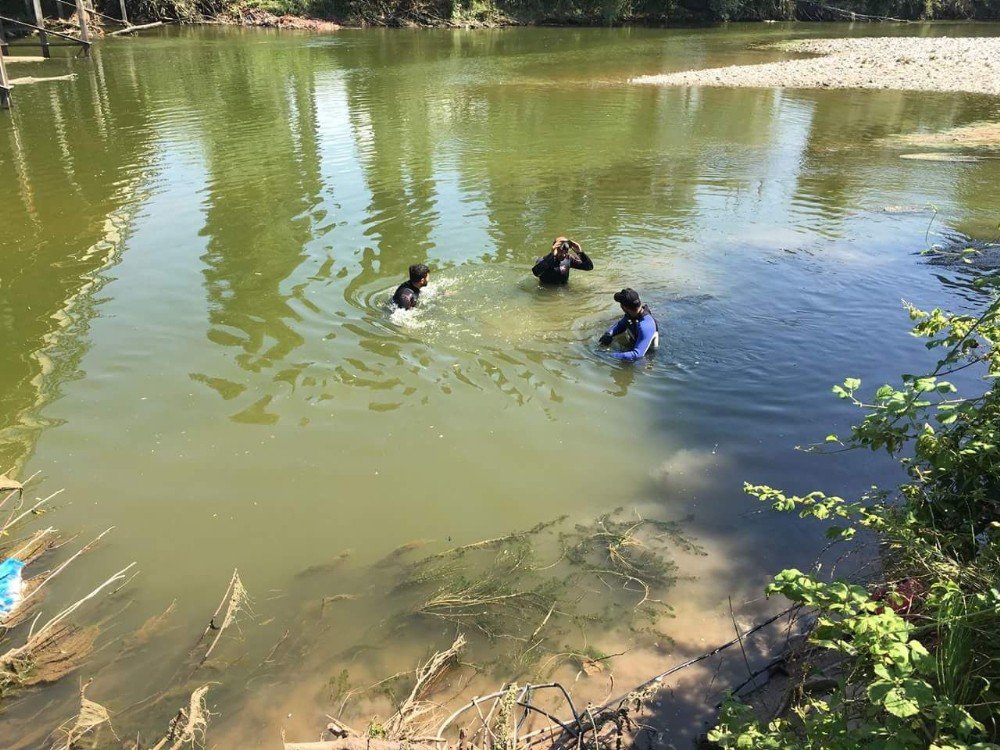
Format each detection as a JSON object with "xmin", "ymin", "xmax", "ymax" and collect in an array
[{"xmin": 599, "ymin": 333, "xmax": 613, "ymax": 346}]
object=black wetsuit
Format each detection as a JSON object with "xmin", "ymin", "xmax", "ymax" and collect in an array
[
  {"xmin": 532, "ymin": 251, "xmax": 594, "ymax": 285},
  {"xmin": 392, "ymin": 280, "xmax": 421, "ymax": 310}
]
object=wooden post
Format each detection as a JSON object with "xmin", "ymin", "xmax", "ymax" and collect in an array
[
  {"xmin": 0, "ymin": 17, "xmax": 9, "ymax": 56},
  {"xmin": 74, "ymin": 0, "xmax": 90, "ymax": 55},
  {"xmin": 118, "ymin": 0, "xmax": 129, "ymax": 26},
  {"xmin": 0, "ymin": 49, "xmax": 11, "ymax": 110},
  {"xmin": 31, "ymin": 0, "xmax": 49, "ymax": 58}
]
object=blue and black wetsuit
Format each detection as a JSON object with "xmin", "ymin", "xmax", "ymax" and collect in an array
[
  {"xmin": 532, "ymin": 251, "xmax": 594, "ymax": 285},
  {"xmin": 392, "ymin": 281, "xmax": 421, "ymax": 310},
  {"xmin": 604, "ymin": 305, "xmax": 659, "ymax": 361}
]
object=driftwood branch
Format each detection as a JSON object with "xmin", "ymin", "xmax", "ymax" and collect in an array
[{"xmin": 108, "ymin": 21, "xmax": 163, "ymax": 35}]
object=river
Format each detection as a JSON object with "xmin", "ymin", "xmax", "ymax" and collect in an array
[{"xmin": 1, "ymin": 22, "xmax": 998, "ymax": 747}]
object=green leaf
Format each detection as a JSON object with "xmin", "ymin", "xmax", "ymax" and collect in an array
[
  {"xmin": 883, "ymin": 687, "xmax": 920, "ymax": 717},
  {"xmin": 899, "ymin": 677, "xmax": 934, "ymax": 705},
  {"xmin": 867, "ymin": 679, "xmax": 893, "ymax": 705}
]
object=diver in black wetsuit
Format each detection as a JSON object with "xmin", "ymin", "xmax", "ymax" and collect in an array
[
  {"xmin": 392, "ymin": 264, "xmax": 430, "ymax": 310},
  {"xmin": 532, "ymin": 237, "xmax": 594, "ymax": 285}
]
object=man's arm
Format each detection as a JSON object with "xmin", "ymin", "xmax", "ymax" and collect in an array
[
  {"xmin": 599, "ymin": 315, "xmax": 629, "ymax": 345},
  {"xmin": 532, "ymin": 255, "xmax": 557, "ymax": 278},
  {"xmin": 396, "ymin": 288, "xmax": 417, "ymax": 310},
  {"xmin": 611, "ymin": 316, "xmax": 656, "ymax": 361},
  {"xmin": 570, "ymin": 250, "xmax": 593, "ymax": 271}
]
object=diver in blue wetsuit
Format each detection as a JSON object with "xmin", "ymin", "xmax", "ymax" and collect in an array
[{"xmin": 598, "ymin": 288, "xmax": 659, "ymax": 361}]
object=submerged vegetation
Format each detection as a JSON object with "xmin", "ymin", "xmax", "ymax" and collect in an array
[
  {"xmin": 0, "ymin": 483, "xmax": 130, "ymax": 705},
  {"xmin": 0, "ymin": 499, "xmax": 701, "ymax": 746},
  {"xmin": 368, "ymin": 511, "xmax": 700, "ymax": 679},
  {"xmin": 710, "ymin": 285, "xmax": 1000, "ymax": 747}
]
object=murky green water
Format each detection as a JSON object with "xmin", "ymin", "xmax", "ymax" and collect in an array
[{"xmin": 2, "ymin": 22, "xmax": 999, "ymax": 747}]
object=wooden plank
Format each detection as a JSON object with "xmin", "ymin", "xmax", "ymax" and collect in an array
[
  {"xmin": 0, "ymin": 50, "xmax": 12, "ymax": 110},
  {"xmin": 108, "ymin": 21, "xmax": 164, "ymax": 36},
  {"xmin": 9, "ymin": 73, "xmax": 75, "ymax": 84},
  {"xmin": 0, "ymin": 17, "xmax": 10, "ymax": 56},
  {"xmin": 30, "ymin": 0, "xmax": 49, "ymax": 57},
  {"xmin": 74, "ymin": 0, "xmax": 89, "ymax": 54},
  {"xmin": 0, "ymin": 14, "xmax": 90, "ymax": 46}
]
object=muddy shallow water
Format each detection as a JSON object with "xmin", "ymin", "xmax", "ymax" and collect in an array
[{"xmin": 1, "ymin": 22, "xmax": 999, "ymax": 748}]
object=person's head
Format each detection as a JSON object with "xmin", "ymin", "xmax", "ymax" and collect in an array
[
  {"xmin": 552, "ymin": 236, "xmax": 573, "ymax": 259},
  {"xmin": 409, "ymin": 263, "xmax": 430, "ymax": 288},
  {"xmin": 613, "ymin": 288, "xmax": 643, "ymax": 318}
]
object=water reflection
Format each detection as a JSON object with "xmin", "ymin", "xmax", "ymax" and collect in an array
[
  {"xmin": 0, "ymin": 52, "xmax": 156, "ymax": 472},
  {"xmin": 197, "ymin": 51, "xmax": 320, "ymax": 385}
]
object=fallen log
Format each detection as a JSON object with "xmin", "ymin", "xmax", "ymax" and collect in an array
[
  {"xmin": 9, "ymin": 74, "xmax": 75, "ymax": 85},
  {"xmin": 108, "ymin": 21, "xmax": 163, "ymax": 36}
]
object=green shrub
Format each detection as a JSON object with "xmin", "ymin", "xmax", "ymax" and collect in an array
[{"xmin": 710, "ymin": 287, "xmax": 1000, "ymax": 747}]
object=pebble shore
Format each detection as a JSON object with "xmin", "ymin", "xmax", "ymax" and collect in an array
[{"xmin": 631, "ymin": 37, "xmax": 1000, "ymax": 96}]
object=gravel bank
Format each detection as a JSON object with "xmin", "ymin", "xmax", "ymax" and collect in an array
[{"xmin": 632, "ymin": 37, "xmax": 1000, "ymax": 96}]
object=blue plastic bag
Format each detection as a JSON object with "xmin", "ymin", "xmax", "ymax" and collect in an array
[{"xmin": 0, "ymin": 558, "xmax": 26, "ymax": 616}]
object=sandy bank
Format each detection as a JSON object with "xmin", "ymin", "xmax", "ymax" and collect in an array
[{"xmin": 632, "ymin": 37, "xmax": 1000, "ymax": 96}]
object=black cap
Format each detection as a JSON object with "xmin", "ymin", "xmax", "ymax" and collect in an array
[{"xmin": 613, "ymin": 288, "xmax": 641, "ymax": 308}]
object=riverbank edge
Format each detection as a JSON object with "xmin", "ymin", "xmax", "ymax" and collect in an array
[
  {"xmin": 30, "ymin": 7, "xmax": 1000, "ymax": 33},
  {"xmin": 632, "ymin": 36, "xmax": 1000, "ymax": 96}
]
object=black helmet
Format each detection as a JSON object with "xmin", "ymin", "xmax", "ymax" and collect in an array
[{"xmin": 613, "ymin": 288, "xmax": 641, "ymax": 308}]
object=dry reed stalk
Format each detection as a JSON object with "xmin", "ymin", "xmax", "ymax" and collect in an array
[
  {"xmin": 0, "ymin": 489, "xmax": 62, "ymax": 536},
  {"xmin": 5, "ymin": 527, "xmax": 59, "ymax": 564},
  {"xmin": 0, "ymin": 471, "xmax": 39, "ymax": 514},
  {"xmin": 426, "ymin": 519, "xmax": 566, "ymax": 563},
  {"xmin": 5, "ymin": 623, "xmax": 99, "ymax": 688},
  {"xmin": 382, "ymin": 634, "xmax": 466, "ymax": 738},
  {"xmin": 199, "ymin": 569, "xmax": 251, "ymax": 663},
  {"xmin": 0, "ymin": 475, "xmax": 24, "ymax": 499},
  {"xmin": 149, "ymin": 685, "xmax": 211, "ymax": 750},
  {"xmin": 2, "ymin": 530, "xmax": 109, "ymax": 634},
  {"xmin": 13, "ymin": 529, "xmax": 116, "ymax": 619},
  {"xmin": 53, "ymin": 678, "xmax": 116, "ymax": 749},
  {"xmin": 0, "ymin": 563, "xmax": 134, "ymax": 693}
]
